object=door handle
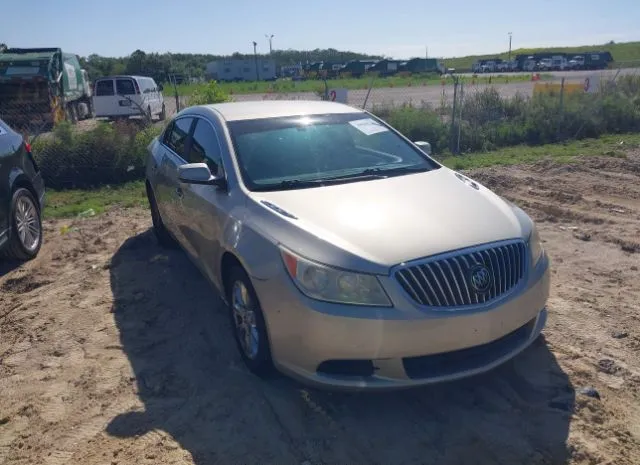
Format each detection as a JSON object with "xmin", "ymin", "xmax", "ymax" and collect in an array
[{"xmin": 175, "ymin": 187, "xmax": 184, "ymax": 198}]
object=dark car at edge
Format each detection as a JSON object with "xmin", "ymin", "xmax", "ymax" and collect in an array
[{"xmin": 0, "ymin": 118, "xmax": 45, "ymax": 260}]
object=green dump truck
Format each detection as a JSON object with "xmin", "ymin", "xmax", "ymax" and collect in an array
[{"xmin": 0, "ymin": 48, "xmax": 93, "ymax": 131}]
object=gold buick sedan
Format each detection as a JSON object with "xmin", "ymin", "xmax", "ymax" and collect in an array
[{"xmin": 144, "ymin": 100, "xmax": 550, "ymax": 390}]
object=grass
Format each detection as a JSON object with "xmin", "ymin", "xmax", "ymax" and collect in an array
[
  {"xmin": 42, "ymin": 134, "xmax": 640, "ymax": 219},
  {"xmin": 166, "ymin": 73, "xmax": 536, "ymax": 96},
  {"xmin": 439, "ymin": 133, "xmax": 640, "ymax": 170},
  {"xmin": 44, "ymin": 181, "xmax": 146, "ymax": 219},
  {"xmin": 443, "ymin": 41, "xmax": 640, "ymax": 71}
]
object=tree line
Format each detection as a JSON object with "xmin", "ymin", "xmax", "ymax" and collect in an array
[{"xmin": 78, "ymin": 48, "xmax": 382, "ymax": 84}]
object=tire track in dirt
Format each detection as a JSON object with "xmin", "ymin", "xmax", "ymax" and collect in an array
[{"xmin": 1, "ymin": 154, "xmax": 640, "ymax": 464}]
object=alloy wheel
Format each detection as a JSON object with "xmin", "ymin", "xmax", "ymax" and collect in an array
[
  {"xmin": 231, "ymin": 280, "xmax": 260, "ymax": 360},
  {"xmin": 15, "ymin": 195, "xmax": 40, "ymax": 252}
]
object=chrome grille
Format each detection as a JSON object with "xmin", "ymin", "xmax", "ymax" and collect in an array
[{"xmin": 395, "ymin": 240, "xmax": 527, "ymax": 308}]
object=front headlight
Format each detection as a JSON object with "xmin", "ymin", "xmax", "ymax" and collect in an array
[
  {"xmin": 529, "ymin": 225, "xmax": 544, "ymax": 266},
  {"xmin": 280, "ymin": 248, "xmax": 391, "ymax": 306}
]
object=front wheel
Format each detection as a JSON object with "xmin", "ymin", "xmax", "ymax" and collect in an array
[
  {"xmin": 227, "ymin": 266, "xmax": 274, "ymax": 377},
  {"xmin": 159, "ymin": 103, "xmax": 166, "ymax": 121},
  {"xmin": 3, "ymin": 188, "xmax": 43, "ymax": 261}
]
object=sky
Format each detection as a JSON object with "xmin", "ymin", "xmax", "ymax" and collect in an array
[{"xmin": 2, "ymin": 0, "xmax": 639, "ymax": 59}]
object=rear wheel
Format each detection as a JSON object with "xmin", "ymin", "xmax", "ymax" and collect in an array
[
  {"xmin": 65, "ymin": 103, "xmax": 78, "ymax": 124},
  {"xmin": 227, "ymin": 266, "xmax": 274, "ymax": 377},
  {"xmin": 86, "ymin": 99, "xmax": 94, "ymax": 119},
  {"xmin": 3, "ymin": 188, "xmax": 42, "ymax": 261},
  {"xmin": 146, "ymin": 183, "xmax": 176, "ymax": 248}
]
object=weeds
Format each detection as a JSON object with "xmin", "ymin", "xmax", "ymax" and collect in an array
[
  {"xmin": 168, "ymin": 73, "xmax": 535, "ymax": 96},
  {"xmin": 32, "ymin": 121, "xmax": 162, "ymax": 189},
  {"xmin": 186, "ymin": 81, "xmax": 230, "ymax": 105},
  {"xmin": 373, "ymin": 75, "xmax": 640, "ymax": 155}
]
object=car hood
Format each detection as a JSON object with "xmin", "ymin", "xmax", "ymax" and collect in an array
[{"xmin": 249, "ymin": 168, "xmax": 529, "ymax": 267}]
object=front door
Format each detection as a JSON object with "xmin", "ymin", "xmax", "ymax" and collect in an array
[
  {"xmin": 175, "ymin": 117, "xmax": 228, "ymax": 282},
  {"xmin": 155, "ymin": 116, "xmax": 195, "ymax": 243},
  {"xmin": 92, "ymin": 79, "xmax": 117, "ymax": 117}
]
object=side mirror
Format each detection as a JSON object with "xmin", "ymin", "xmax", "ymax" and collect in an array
[
  {"xmin": 157, "ymin": 84, "xmax": 164, "ymax": 92},
  {"xmin": 414, "ymin": 141, "xmax": 431, "ymax": 155},
  {"xmin": 178, "ymin": 163, "xmax": 225, "ymax": 188}
]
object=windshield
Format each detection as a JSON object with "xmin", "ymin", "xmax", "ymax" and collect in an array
[{"xmin": 227, "ymin": 112, "xmax": 439, "ymax": 191}]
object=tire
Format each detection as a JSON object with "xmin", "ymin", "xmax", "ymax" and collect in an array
[
  {"xmin": 159, "ymin": 103, "xmax": 166, "ymax": 121},
  {"xmin": 86, "ymin": 99, "xmax": 94, "ymax": 119},
  {"xmin": 147, "ymin": 106, "xmax": 153, "ymax": 122},
  {"xmin": 226, "ymin": 266, "xmax": 274, "ymax": 377},
  {"xmin": 146, "ymin": 184, "xmax": 177, "ymax": 248},
  {"xmin": 67, "ymin": 103, "xmax": 78, "ymax": 124},
  {"xmin": 3, "ymin": 188, "xmax": 43, "ymax": 261}
]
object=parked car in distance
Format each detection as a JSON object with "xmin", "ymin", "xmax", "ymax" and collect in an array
[
  {"xmin": 0, "ymin": 118, "xmax": 45, "ymax": 260},
  {"xmin": 568, "ymin": 55, "xmax": 585, "ymax": 70},
  {"xmin": 537, "ymin": 58, "xmax": 553, "ymax": 71},
  {"xmin": 144, "ymin": 100, "xmax": 550, "ymax": 390},
  {"xmin": 93, "ymin": 75, "xmax": 166, "ymax": 121}
]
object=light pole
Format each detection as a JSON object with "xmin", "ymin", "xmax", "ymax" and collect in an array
[
  {"xmin": 508, "ymin": 32, "xmax": 513, "ymax": 63},
  {"xmin": 265, "ymin": 34, "xmax": 274, "ymax": 54},
  {"xmin": 252, "ymin": 41, "xmax": 260, "ymax": 81}
]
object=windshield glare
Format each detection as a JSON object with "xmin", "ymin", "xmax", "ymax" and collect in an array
[{"xmin": 228, "ymin": 113, "xmax": 439, "ymax": 191}]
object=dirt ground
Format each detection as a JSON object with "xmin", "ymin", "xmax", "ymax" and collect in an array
[{"xmin": 1, "ymin": 152, "xmax": 639, "ymax": 465}]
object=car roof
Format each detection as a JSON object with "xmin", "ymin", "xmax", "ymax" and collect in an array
[
  {"xmin": 95, "ymin": 75, "xmax": 154, "ymax": 81},
  {"xmin": 204, "ymin": 100, "xmax": 363, "ymax": 122}
]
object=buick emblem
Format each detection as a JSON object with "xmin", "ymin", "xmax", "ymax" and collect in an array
[{"xmin": 469, "ymin": 264, "xmax": 492, "ymax": 293}]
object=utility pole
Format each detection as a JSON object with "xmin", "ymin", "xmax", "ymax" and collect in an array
[
  {"xmin": 265, "ymin": 34, "xmax": 274, "ymax": 54},
  {"xmin": 508, "ymin": 32, "xmax": 513, "ymax": 62},
  {"xmin": 252, "ymin": 41, "xmax": 260, "ymax": 81}
]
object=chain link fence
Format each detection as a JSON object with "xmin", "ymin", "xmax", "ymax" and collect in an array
[
  {"xmin": 0, "ymin": 99, "xmax": 163, "ymax": 189},
  {"xmin": 1, "ymin": 64, "xmax": 638, "ymax": 189},
  {"xmin": 448, "ymin": 66, "xmax": 640, "ymax": 154}
]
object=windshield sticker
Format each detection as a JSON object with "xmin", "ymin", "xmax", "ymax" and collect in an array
[
  {"xmin": 0, "ymin": 126, "xmax": 6, "ymax": 136},
  {"xmin": 349, "ymin": 118, "xmax": 388, "ymax": 135}
]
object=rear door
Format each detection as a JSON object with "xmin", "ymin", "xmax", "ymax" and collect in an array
[
  {"xmin": 155, "ymin": 116, "xmax": 195, "ymax": 245},
  {"xmin": 0, "ymin": 121, "xmax": 23, "ymax": 247},
  {"xmin": 0, "ymin": 121, "xmax": 15, "ymax": 245},
  {"xmin": 92, "ymin": 78, "xmax": 116, "ymax": 117},
  {"xmin": 115, "ymin": 78, "xmax": 139, "ymax": 115}
]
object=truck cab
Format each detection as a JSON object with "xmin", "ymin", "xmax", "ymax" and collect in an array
[{"xmin": 0, "ymin": 47, "xmax": 93, "ymax": 131}]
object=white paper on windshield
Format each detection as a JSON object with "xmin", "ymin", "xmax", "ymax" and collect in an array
[{"xmin": 349, "ymin": 118, "xmax": 388, "ymax": 135}]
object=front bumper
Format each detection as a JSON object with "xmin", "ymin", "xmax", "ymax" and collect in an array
[{"xmin": 254, "ymin": 253, "xmax": 550, "ymax": 391}]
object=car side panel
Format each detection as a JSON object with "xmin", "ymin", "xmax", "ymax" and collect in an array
[{"xmin": 0, "ymin": 126, "xmax": 25, "ymax": 247}]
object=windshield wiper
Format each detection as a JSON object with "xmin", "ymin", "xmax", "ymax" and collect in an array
[
  {"xmin": 254, "ymin": 174, "xmax": 386, "ymax": 191},
  {"xmin": 254, "ymin": 166, "xmax": 428, "ymax": 192},
  {"xmin": 359, "ymin": 165, "xmax": 429, "ymax": 176},
  {"xmin": 281, "ymin": 173, "xmax": 387, "ymax": 187}
]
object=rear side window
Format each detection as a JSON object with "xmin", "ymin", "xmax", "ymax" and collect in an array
[
  {"xmin": 95, "ymin": 80, "xmax": 114, "ymax": 96},
  {"xmin": 116, "ymin": 78, "xmax": 136, "ymax": 95},
  {"xmin": 163, "ymin": 117, "xmax": 193, "ymax": 158}
]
